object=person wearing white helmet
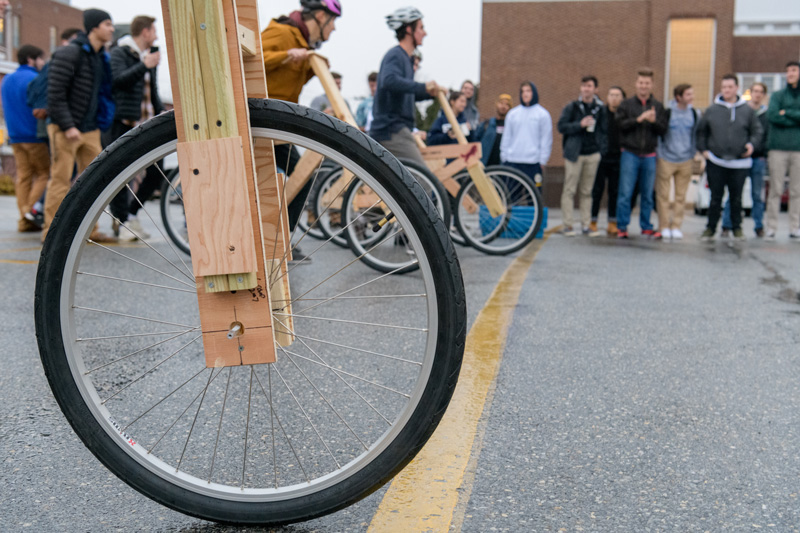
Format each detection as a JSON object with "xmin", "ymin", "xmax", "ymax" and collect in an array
[{"xmin": 369, "ymin": 7, "xmax": 443, "ymax": 166}]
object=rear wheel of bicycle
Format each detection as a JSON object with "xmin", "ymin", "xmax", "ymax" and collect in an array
[
  {"xmin": 159, "ymin": 167, "xmax": 190, "ymax": 255},
  {"xmin": 454, "ymin": 165, "xmax": 543, "ymax": 255},
  {"xmin": 35, "ymin": 99, "xmax": 466, "ymax": 526},
  {"xmin": 339, "ymin": 158, "xmax": 454, "ymax": 275},
  {"xmin": 311, "ymin": 165, "xmax": 350, "ymax": 249},
  {"xmin": 295, "ymin": 160, "xmax": 337, "ymax": 241}
]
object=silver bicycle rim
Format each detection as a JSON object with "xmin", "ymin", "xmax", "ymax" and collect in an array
[{"xmin": 59, "ymin": 127, "xmax": 440, "ymax": 502}]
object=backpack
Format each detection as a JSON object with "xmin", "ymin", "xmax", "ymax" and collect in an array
[{"xmin": 28, "ymin": 42, "xmax": 116, "ymax": 132}]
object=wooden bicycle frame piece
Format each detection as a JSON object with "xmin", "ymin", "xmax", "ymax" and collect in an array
[{"xmin": 161, "ymin": 0, "xmax": 293, "ymax": 367}]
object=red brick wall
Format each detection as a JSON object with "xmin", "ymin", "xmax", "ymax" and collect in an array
[
  {"xmin": 733, "ymin": 36, "xmax": 800, "ymax": 73},
  {"xmin": 480, "ymin": 0, "xmax": 735, "ymax": 204},
  {"xmin": 10, "ymin": 0, "xmax": 84, "ymax": 59}
]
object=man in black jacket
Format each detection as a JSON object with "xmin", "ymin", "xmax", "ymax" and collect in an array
[
  {"xmin": 614, "ymin": 68, "xmax": 668, "ymax": 239},
  {"xmin": 557, "ymin": 75, "xmax": 607, "ymax": 236},
  {"xmin": 697, "ymin": 75, "xmax": 763, "ymax": 241},
  {"xmin": 43, "ymin": 8, "xmax": 116, "ymax": 242},
  {"xmin": 106, "ymin": 15, "xmax": 164, "ymax": 241}
]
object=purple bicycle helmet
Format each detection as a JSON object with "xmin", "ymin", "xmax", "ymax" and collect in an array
[{"xmin": 301, "ymin": 0, "xmax": 341, "ymax": 17}]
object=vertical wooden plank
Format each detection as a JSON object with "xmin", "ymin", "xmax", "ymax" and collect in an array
[{"xmin": 235, "ymin": 0, "xmax": 269, "ymax": 99}]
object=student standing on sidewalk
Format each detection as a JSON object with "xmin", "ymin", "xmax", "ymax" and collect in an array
[
  {"xmin": 655, "ymin": 83, "xmax": 699, "ymax": 240},
  {"xmin": 722, "ymin": 82, "xmax": 769, "ymax": 238},
  {"xmin": 589, "ymin": 86, "xmax": 625, "ymax": 237},
  {"xmin": 696, "ymin": 75, "xmax": 763, "ymax": 242},
  {"xmin": 614, "ymin": 68, "xmax": 668, "ymax": 239},
  {"xmin": 43, "ymin": 9, "xmax": 117, "ymax": 243},
  {"xmin": 500, "ymin": 81, "xmax": 552, "ymax": 188},
  {"xmin": 557, "ymin": 75, "xmax": 606, "ymax": 236},
  {"xmin": 764, "ymin": 61, "xmax": 800, "ymax": 241},
  {"xmin": 478, "ymin": 93, "xmax": 513, "ymax": 167},
  {"xmin": 1, "ymin": 45, "xmax": 48, "ymax": 232}
]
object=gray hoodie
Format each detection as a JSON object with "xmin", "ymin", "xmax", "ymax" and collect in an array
[
  {"xmin": 657, "ymin": 100, "xmax": 698, "ymax": 163},
  {"xmin": 696, "ymin": 94, "xmax": 763, "ymax": 169}
]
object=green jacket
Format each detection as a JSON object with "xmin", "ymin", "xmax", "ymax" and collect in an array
[{"xmin": 767, "ymin": 85, "xmax": 800, "ymax": 151}]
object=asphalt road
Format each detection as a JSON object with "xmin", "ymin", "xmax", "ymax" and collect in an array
[{"xmin": 2, "ymin": 194, "xmax": 800, "ymax": 532}]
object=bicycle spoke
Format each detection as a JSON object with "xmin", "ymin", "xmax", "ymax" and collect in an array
[
  {"xmin": 104, "ymin": 209, "xmax": 194, "ymax": 283},
  {"xmin": 209, "ymin": 367, "xmax": 232, "ymax": 482},
  {"xmin": 101, "ymin": 335, "xmax": 202, "ymax": 404},
  {"xmin": 73, "ymin": 306, "xmax": 196, "ymax": 329},
  {"xmin": 78, "ymin": 330, "xmax": 196, "ymax": 342},
  {"xmin": 271, "ymin": 363, "xmax": 340, "ymax": 469},
  {"xmin": 241, "ymin": 366, "xmax": 254, "ymax": 489},
  {"xmin": 125, "ymin": 180, "xmax": 194, "ymax": 279},
  {"xmin": 123, "ymin": 366, "xmax": 208, "ymax": 432},
  {"xmin": 286, "ymin": 333, "xmax": 422, "ymax": 366},
  {"xmin": 274, "ymin": 317, "xmax": 394, "ymax": 423},
  {"xmin": 268, "ymin": 366, "xmax": 278, "ymax": 488},
  {"xmin": 155, "ymin": 164, "xmax": 183, "ymax": 203},
  {"xmin": 77, "ymin": 271, "xmax": 195, "ymax": 294},
  {"xmin": 271, "ymin": 294, "xmax": 426, "ymax": 303},
  {"xmin": 177, "ymin": 369, "xmax": 217, "ymax": 472},
  {"xmin": 84, "ymin": 327, "xmax": 200, "ymax": 374},
  {"xmin": 86, "ymin": 240, "xmax": 195, "ymax": 288},
  {"xmin": 274, "ymin": 312, "xmax": 426, "ymax": 332},
  {"xmin": 278, "ymin": 343, "xmax": 368, "ymax": 450}
]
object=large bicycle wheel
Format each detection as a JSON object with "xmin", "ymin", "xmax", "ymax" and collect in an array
[
  {"xmin": 311, "ymin": 164, "xmax": 350, "ymax": 249},
  {"xmin": 454, "ymin": 165, "xmax": 543, "ymax": 255},
  {"xmin": 294, "ymin": 159, "xmax": 337, "ymax": 241},
  {"xmin": 341, "ymin": 159, "xmax": 452, "ymax": 274},
  {"xmin": 35, "ymin": 99, "xmax": 466, "ymax": 526}
]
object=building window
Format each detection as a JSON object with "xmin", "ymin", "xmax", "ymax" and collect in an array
[
  {"xmin": 739, "ymin": 73, "xmax": 789, "ymax": 103},
  {"xmin": 11, "ymin": 14, "xmax": 19, "ymax": 49},
  {"xmin": 50, "ymin": 26, "xmax": 58, "ymax": 53},
  {"xmin": 665, "ymin": 18, "xmax": 717, "ymax": 109}
]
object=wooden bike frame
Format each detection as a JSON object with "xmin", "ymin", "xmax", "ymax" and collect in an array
[{"xmin": 161, "ymin": 0, "xmax": 293, "ymax": 367}]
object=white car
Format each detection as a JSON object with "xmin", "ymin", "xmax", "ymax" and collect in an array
[{"xmin": 693, "ymin": 172, "xmax": 753, "ymax": 216}]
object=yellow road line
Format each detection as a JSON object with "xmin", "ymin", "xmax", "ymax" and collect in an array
[
  {"xmin": 0, "ymin": 246, "xmax": 41, "ymax": 254},
  {"xmin": 0, "ymin": 259, "xmax": 38, "ymax": 265},
  {"xmin": 368, "ymin": 230, "xmax": 554, "ymax": 533}
]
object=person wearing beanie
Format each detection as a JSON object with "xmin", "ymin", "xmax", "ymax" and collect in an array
[
  {"xmin": 43, "ymin": 7, "xmax": 116, "ymax": 243},
  {"xmin": 500, "ymin": 81, "xmax": 553, "ymax": 186}
]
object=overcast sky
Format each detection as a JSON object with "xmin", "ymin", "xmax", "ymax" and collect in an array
[{"xmin": 69, "ymin": 0, "xmax": 800, "ymax": 105}]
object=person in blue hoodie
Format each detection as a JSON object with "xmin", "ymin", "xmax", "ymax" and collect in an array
[
  {"xmin": 1, "ymin": 45, "xmax": 48, "ymax": 232},
  {"xmin": 655, "ymin": 83, "xmax": 700, "ymax": 240},
  {"xmin": 427, "ymin": 90, "xmax": 476, "ymax": 146},
  {"xmin": 500, "ymin": 81, "xmax": 552, "ymax": 186}
]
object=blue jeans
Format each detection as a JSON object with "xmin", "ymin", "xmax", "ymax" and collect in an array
[
  {"xmin": 722, "ymin": 157, "xmax": 765, "ymax": 231},
  {"xmin": 616, "ymin": 151, "xmax": 656, "ymax": 231}
]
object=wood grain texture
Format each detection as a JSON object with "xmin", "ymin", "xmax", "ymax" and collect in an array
[
  {"xmin": 235, "ymin": 0, "xmax": 269, "ymax": 98},
  {"xmin": 309, "ymin": 53, "xmax": 357, "ymax": 125},
  {"xmin": 177, "ymin": 137, "xmax": 258, "ymax": 277}
]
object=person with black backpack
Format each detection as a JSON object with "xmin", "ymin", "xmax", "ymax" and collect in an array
[
  {"xmin": 42, "ymin": 8, "xmax": 116, "ymax": 243},
  {"xmin": 654, "ymin": 83, "xmax": 700, "ymax": 240}
]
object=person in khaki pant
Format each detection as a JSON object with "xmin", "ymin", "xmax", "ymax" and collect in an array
[
  {"xmin": 0, "ymin": 44, "xmax": 49, "ymax": 231},
  {"xmin": 42, "ymin": 9, "xmax": 116, "ymax": 242},
  {"xmin": 765, "ymin": 61, "xmax": 800, "ymax": 240},
  {"xmin": 557, "ymin": 76, "xmax": 607, "ymax": 236},
  {"xmin": 655, "ymin": 84, "xmax": 699, "ymax": 240}
]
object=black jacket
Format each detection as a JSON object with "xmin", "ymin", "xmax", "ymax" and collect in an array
[
  {"xmin": 615, "ymin": 95, "xmax": 668, "ymax": 155},
  {"xmin": 47, "ymin": 34, "xmax": 111, "ymax": 132},
  {"xmin": 696, "ymin": 95, "xmax": 763, "ymax": 161},
  {"xmin": 110, "ymin": 43, "xmax": 163, "ymax": 122},
  {"xmin": 557, "ymin": 98, "xmax": 607, "ymax": 162}
]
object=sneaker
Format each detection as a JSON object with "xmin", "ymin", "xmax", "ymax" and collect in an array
[
  {"xmin": 671, "ymin": 228, "xmax": 684, "ymax": 240},
  {"xmin": 581, "ymin": 226, "xmax": 591, "ymax": 236},
  {"xmin": 562, "ymin": 226, "xmax": 576, "ymax": 237},
  {"xmin": 606, "ymin": 221, "xmax": 618, "ymax": 237},
  {"xmin": 661, "ymin": 228, "xmax": 672, "ymax": 239},
  {"xmin": 642, "ymin": 229, "xmax": 656, "ymax": 238},
  {"xmin": 24, "ymin": 210, "xmax": 44, "ymax": 229},
  {"xmin": 765, "ymin": 231, "xmax": 776, "ymax": 242},
  {"xmin": 721, "ymin": 228, "xmax": 731, "ymax": 239},
  {"xmin": 790, "ymin": 230, "xmax": 800, "ymax": 241},
  {"xmin": 701, "ymin": 228, "xmax": 715, "ymax": 242},
  {"xmin": 617, "ymin": 230, "xmax": 629, "ymax": 239},
  {"xmin": 289, "ymin": 247, "xmax": 312, "ymax": 265},
  {"xmin": 733, "ymin": 228, "xmax": 746, "ymax": 240},
  {"xmin": 755, "ymin": 228, "xmax": 765, "ymax": 238},
  {"xmin": 653, "ymin": 231, "xmax": 663, "ymax": 240},
  {"xmin": 118, "ymin": 225, "xmax": 138, "ymax": 242},
  {"xmin": 126, "ymin": 217, "xmax": 151, "ymax": 240},
  {"xmin": 588, "ymin": 221, "xmax": 601, "ymax": 237}
]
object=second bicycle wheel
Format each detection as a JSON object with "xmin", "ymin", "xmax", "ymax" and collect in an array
[
  {"xmin": 35, "ymin": 99, "xmax": 466, "ymax": 526},
  {"xmin": 454, "ymin": 165, "xmax": 543, "ymax": 255}
]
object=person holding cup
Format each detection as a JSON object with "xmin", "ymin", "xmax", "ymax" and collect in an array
[{"xmin": 557, "ymin": 75, "xmax": 607, "ymax": 236}]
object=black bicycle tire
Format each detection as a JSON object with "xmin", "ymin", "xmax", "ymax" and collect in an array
[
  {"xmin": 158, "ymin": 167, "xmax": 191, "ymax": 255},
  {"xmin": 454, "ymin": 165, "xmax": 544, "ymax": 255},
  {"xmin": 35, "ymin": 99, "xmax": 466, "ymax": 526}
]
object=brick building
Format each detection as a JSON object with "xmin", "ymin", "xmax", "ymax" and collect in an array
[{"xmin": 480, "ymin": 0, "xmax": 799, "ymax": 206}]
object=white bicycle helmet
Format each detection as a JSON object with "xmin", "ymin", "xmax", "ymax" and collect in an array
[{"xmin": 386, "ymin": 7, "xmax": 423, "ymax": 31}]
